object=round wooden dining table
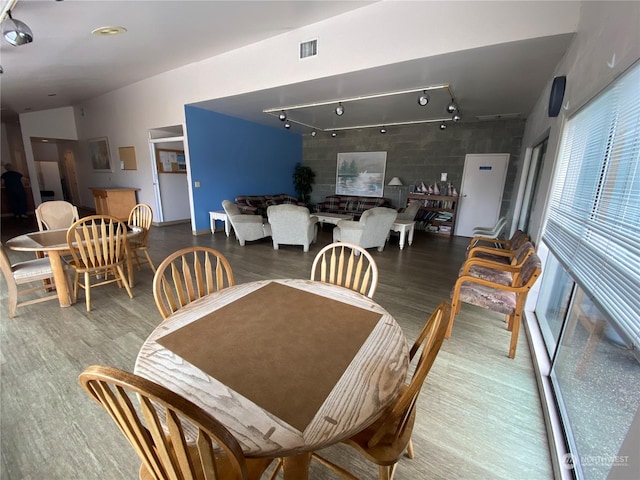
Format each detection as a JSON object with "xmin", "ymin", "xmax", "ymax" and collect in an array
[
  {"xmin": 6, "ymin": 226, "xmax": 142, "ymax": 307},
  {"xmin": 134, "ymin": 278, "xmax": 409, "ymax": 479}
]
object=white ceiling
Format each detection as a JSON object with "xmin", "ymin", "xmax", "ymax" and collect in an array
[{"xmin": 0, "ymin": 0, "xmax": 575, "ymax": 132}]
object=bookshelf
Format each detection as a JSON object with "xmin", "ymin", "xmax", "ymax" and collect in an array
[{"xmin": 407, "ymin": 193, "xmax": 458, "ymax": 237}]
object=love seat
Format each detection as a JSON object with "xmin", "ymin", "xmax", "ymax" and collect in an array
[
  {"xmin": 316, "ymin": 195, "xmax": 392, "ymax": 220},
  {"xmin": 235, "ymin": 194, "xmax": 305, "ymax": 218}
]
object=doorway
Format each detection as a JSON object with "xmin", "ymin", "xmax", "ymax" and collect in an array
[{"xmin": 455, "ymin": 153, "xmax": 509, "ymax": 237}]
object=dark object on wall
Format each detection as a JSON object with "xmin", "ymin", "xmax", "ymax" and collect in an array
[
  {"xmin": 548, "ymin": 76, "xmax": 566, "ymax": 117},
  {"xmin": 292, "ymin": 163, "xmax": 315, "ymax": 206}
]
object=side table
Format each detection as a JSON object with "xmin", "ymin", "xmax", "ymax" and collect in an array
[
  {"xmin": 390, "ymin": 220, "xmax": 416, "ymax": 250},
  {"xmin": 209, "ymin": 210, "xmax": 231, "ymax": 236}
]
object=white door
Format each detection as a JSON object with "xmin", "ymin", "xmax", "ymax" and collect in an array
[{"xmin": 455, "ymin": 153, "xmax": 509, "ymax": 237}]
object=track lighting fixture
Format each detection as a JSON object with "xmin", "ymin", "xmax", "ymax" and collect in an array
[
  {"xmin": 3, "ymin": 11, "xmax": 34, "ymax": 46},
  {"xmin": 418, "ymin": 92, "xmax": 429, "ymax": 106},
  {"xmin": 440, "ymin": 122, "xmax": 447, "ymax": 130},
  {"xmin": 452, "ymin": 114, "xmax": 461, "ymax": 123},
  {"xmin": 278, "ymin": 111, "xmax": 287, "ymax": 121},
  {"xmin": 284, "ymin": 122, "xmax": 291, "ymax": 129},
  {"xmin": 335, "ymin": 102, "xmax": 344, "ymax": 116},
  {"xmin": 310, "ymin": 130, "xmax": 317, "ymax": 137},
  {"xmin": 446, "ymin": 101, "xmax": 457, "ymax": 114},
  {"xmin": 331, "ymin": 131, "xmax": 337, "ymax": 137},
  {"xmin": 380, "ymin": 127, "xmax": 387, "ymax": 134}
]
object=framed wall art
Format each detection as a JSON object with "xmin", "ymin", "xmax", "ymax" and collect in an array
[
  {"xmin": 336, "ymin": 151, "xmax": 387, "ymax": 197},
  {"xmin": 88, "ymin": 137, "xmax": 112, "ymax": 172}
]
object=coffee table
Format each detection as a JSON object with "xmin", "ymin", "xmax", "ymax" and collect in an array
[{"xmin": 311, "ymin": 212, "xmax": 354, "ymax": 227}]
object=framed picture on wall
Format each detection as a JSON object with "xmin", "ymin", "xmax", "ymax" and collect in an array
[
  {"xmin": 336, "ymin": 151, "xmax": 387, "ymax": 197},
  {"xmin": 88, "ymin": 137, "xmax": 112, "ymax": 172}
]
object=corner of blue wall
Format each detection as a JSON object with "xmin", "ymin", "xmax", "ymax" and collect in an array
[{"xmin": 185, "ymin": 105, "xmax": 302, "ymax": 231}]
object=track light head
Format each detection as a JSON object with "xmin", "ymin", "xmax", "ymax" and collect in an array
[
  {"xmin": 380, "ymin": 127, "xmax": 387, "ymax": 134},
  {"xmin": 446, "ymin": 101, "xmax": 457, "ymax": 114},
  {"xmin": 284, "ymin": 122, "xmax": 291, "ymax": 129},
  {"xmin": 310, "ymin": 130, "xmax": 317, "ymax": 137},
  {"xmin": 278, "ymin": 111, "xmax": 287, "ymax": 121},
  {"xmin": 452, "ymin": 113, "xmax": 461, "ymax": 123},
  {"xmin": 439, "ymin": 122, "xmax": 447, "ymax": 130},
  {"xmin": 335, "ymin": 102, "xmax": 344, "ymax": 116},
  {"xmin": 418, "ymin": 92, "xmax": 429, "ymax": 106},
  {"xmin": 331, "ymin": 131, "xmax": 337, "ymax": 137},
  {"xmin": 3, "ymin": 11, "xmax": 34, "ymax": 46}
]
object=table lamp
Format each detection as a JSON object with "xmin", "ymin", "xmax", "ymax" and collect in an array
[{"xmin": 387, "ymin": 176, "xmax": 404, "ymax": 206}]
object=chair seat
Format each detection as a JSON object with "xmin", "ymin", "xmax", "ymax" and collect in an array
[
  {"xmin": 12, "ymin": 257, "xmax": 54, "ymax": 282},
  {"xmin": 456, "ymin": 281, "xmax": 517, "ymax": 315},
  {"xmin": 459, "ymin": 264, "xmax": 513, "ymax": 285}
]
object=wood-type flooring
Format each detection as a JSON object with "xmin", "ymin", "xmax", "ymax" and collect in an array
[{"xmin": 0, "ymin": 215, "xmax": 552, "ymax": 480}]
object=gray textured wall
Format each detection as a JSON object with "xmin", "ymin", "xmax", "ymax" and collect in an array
[{"xmin": 303, "ymin": 119, "xmax": 525, "ymax": 216}]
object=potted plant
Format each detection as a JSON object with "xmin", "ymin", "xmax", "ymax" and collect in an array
[{"xmin": 292, "ymin": 163, "xmax": 316, "ymax": 207}]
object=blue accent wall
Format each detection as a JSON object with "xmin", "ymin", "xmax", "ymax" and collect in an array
[{"xmin": 185, "ymin": 106, "xmax": 302, "ymax": 231}]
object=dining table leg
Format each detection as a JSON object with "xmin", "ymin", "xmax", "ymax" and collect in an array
[
  {"xmin": 126, "ymin": 246, "xmax": 135, "ymax": 288},
  {"xmin": 282, "ymin": 452, "xmax": 311, "ymax": 480},
  {"xmin": 48, "ymin": 250, "xmax": 73, "ymax": 307}
]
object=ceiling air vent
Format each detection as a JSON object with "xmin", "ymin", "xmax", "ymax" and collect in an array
[{"xmin": 299, "ymin": 39, "xmax": 318, "ymax": 59}]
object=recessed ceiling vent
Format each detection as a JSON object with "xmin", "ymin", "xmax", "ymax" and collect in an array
[{"xmin": 299, "ymin": 39, "xmax": 318, "ymax": 59}]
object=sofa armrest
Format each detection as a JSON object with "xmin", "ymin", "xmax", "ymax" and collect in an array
[{"xmin": 336, "ymin": 219, "xmax": 364, "ymax": 232}]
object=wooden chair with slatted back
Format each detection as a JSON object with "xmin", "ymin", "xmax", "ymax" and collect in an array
[
  {"xmin": 310, "ymin": 242, "xmax": 379, "ymax": 298},
  {"xmin": 127, "ymin": 203, "xmax": 156, "ymax": 273},
  {"xmin": 153, "ymin": 246, "xmax": 235, "ymax": 319},
  {"xmin": 79, "ymin": 365, "xmax": 274, "ymax": 480},
  {"xmin": 0, "ymin": 243, "xmax": 60, "ymax": 318},
  {"xmin": 66, "ymin": 215, "xmax": 133, "ymax": 311},
  {"xmin": 311, "ymin": 301, "xmax": 450, "ymax": 480}
]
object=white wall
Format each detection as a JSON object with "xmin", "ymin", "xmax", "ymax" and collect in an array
[
  {"xmin": 517, "ymin": 1, "xmax": 640, "ymax": 245},
  {"xmin": 16, "ymin": 1, "xmax": 580, "ymax": 223}
]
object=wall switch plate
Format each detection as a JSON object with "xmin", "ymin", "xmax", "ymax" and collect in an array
[{"xmin": 194, "ymin": 181, "xmax": 200, "ymax": 187}]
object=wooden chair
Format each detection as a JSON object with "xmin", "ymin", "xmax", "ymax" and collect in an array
[
  {"xmin": 466, "ymin": 229, "xmax": 529, "ymax": 261},
  {"xmin": 459, "ymin": 241, "xmax": 535, "ymax": 286},
  {"xmin": 35, "ymin": 200, "xmax": 79, "ymax": 231},
  {"xmin": 471, "ymin": 216, "xmax": 507, "ymax": 237},
  {"xmin": 311, "ymin": 242, "xmax": 379, "ymax": 298},
  {"xmin": 311, "ymin": 302, "xmax": 451, "ymax": 480},
  {"xmin": 66, "ymin": 215, "xmax": 133, "ymax": 311},
  {"xmin": 127, "ymin": 203, "xmax": 156, "ymax": 273},
  {"xmin": 0, "ymin": 243, "xmax": 60, "ymax": 318},
  {"xmin": 153, "ymin": 246, "xmax": 235, "ymax": 319},
  {"xmin": 78, "ymin": 365, "xmax": 273, "ymax": 480},
  {"xmin": 448, "ymin": 252, "xmax": 542, "ymax": 358}
]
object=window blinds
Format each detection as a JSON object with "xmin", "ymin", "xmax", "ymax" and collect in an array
[{"xmin": 543, "ymin": 61, "xmax": 640, "ymax": 349}]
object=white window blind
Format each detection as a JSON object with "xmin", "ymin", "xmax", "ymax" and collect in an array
[{"xmin": 543, "ymin": 61, "xmax": 640, "ymax": 349}]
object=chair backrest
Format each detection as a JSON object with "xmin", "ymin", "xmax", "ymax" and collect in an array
[
  {"xmin": 128, "ymin": 203, "xmax": 153, "ymax": 245},
  {"xmin": 153, "ymin": 246, "xmax": 235, "ymax": 319},
  {"xmin": 222, "ymin": 199, "xmax": 241, "ymax": 218},
  {"xmin": 369, "ymin": 301, "xmax": 450, "ymax": 449},
  {"xmin": 472, "ymin": 216, "xmax": 507, "ymax": 236},
  {"xmin": 35, "ymin": 200, "xmax": 79, "ymax": 231},
  {"xmin": 311, "ymin": 242, "xmax": 379, "ymax": 298},
  {"xmin": 67, "ymin": 215, "xmax": 128, "ymax": 268},
  {"xmin": 509, "ymin": 229, "xmax": 529, "ymax": 250},
  {"xmin": 79, "ymin": 365, "xmax": 251, "ymax": 480},
  {"xmin": 358, "ymin": 207, "xmax": 398, "ymax": 243},
  {"xmin": 515, "ymin": 252, "xmax": 542, "ymax": 290},
  {"xmin": 396, "ymin": 201, "xmax": 421, "ymax": 221}
]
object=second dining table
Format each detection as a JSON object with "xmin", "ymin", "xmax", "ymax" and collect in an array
[
  {"xmin": 5, "ymin": 225, "xmax": 142, "ymax": 307},
  {"xmin": 134, "ymin": 278, "xmax": 409, "ymax": 479}
]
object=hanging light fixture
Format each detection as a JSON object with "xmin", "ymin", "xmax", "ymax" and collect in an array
[
  {"xmin": 446, "ymin": 101, "xmax": 457, "ymax": 114},
  {"xmin": 440, "ymin": 122, "xmax": 447, "ymax": 130},
  {"xmin": 278, "ymin": 111, "xmax": 287, "ymax": 121},
  {"xmin": 452, "ymin": 113, "xmax": 462, "ymax": 123},
  {"xmin": 284, "ymin": 122, "xmax": 291, "ymax": 129},
  {"xmin": 310, "ymin": 130, "xmax": 317, "ymax": 137},
  {"xmin": 331, "ymin": 131, "xmax": 337, "ymax": 137},
  {"xmin": 380, "ymin": 127, "xmax": 387, "ymax": 134},
  {"xmin": 417, "ymin": 91, "xmax": 429, "ymax": 106},
  {"xmin": 3, "ymin": 11, "xmax": 34, "ymax": 46},
  {"xmin": 335, "ymin": 102, "xmax": 345, "ymax": 116}
]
